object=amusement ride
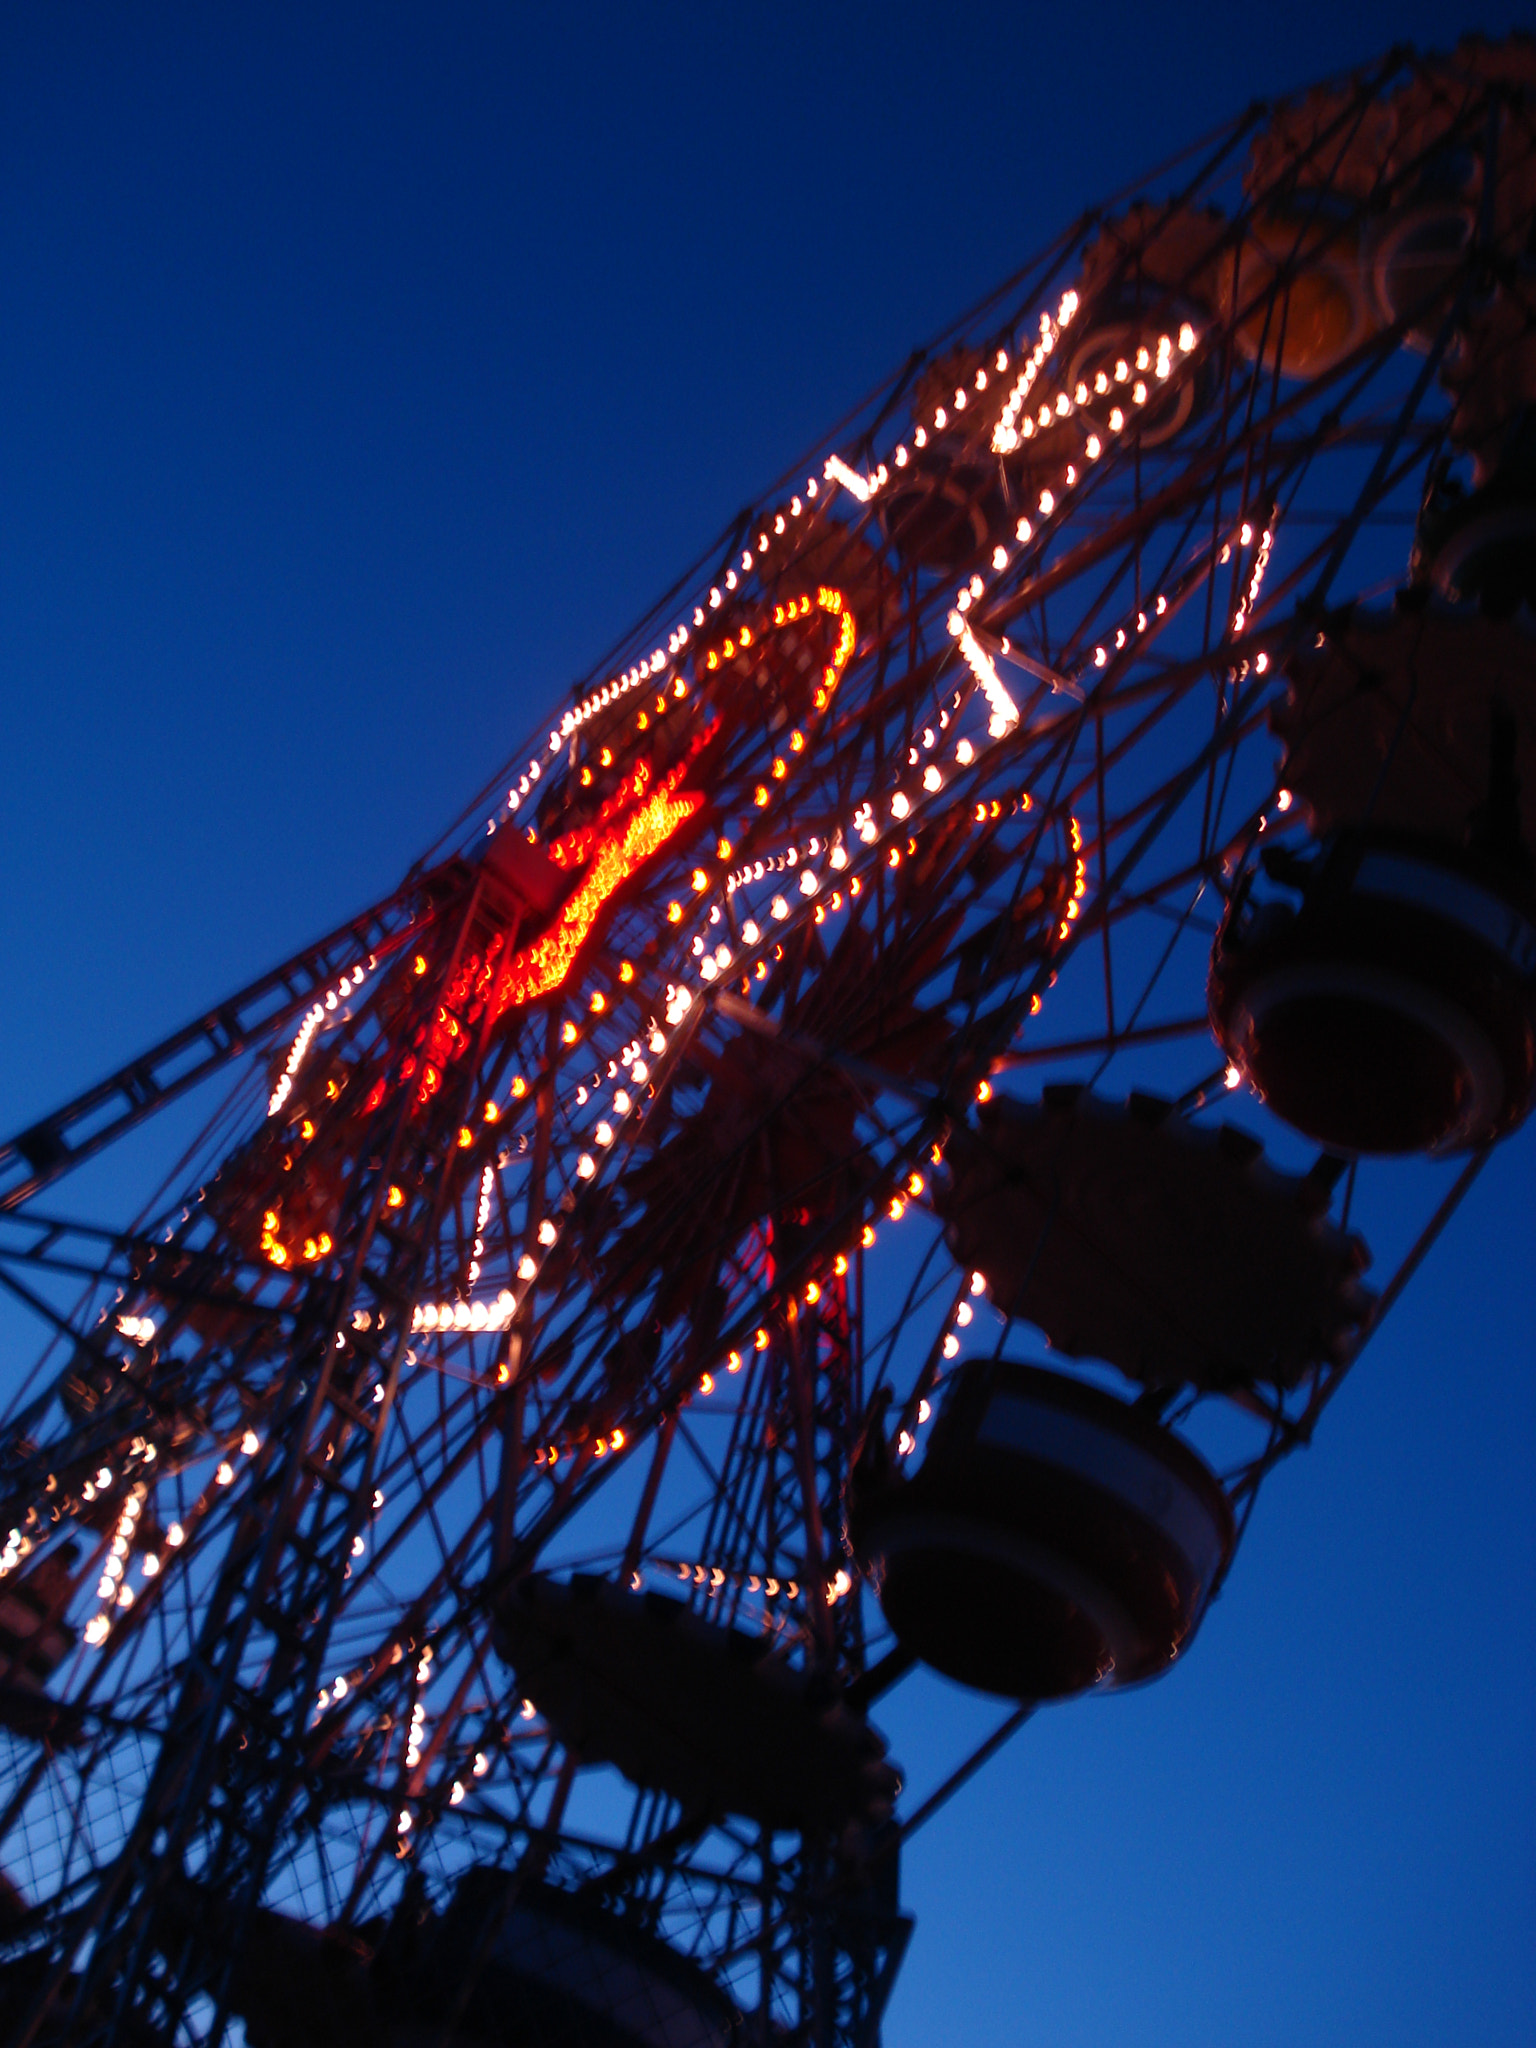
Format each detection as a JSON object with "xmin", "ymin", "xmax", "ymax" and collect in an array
[{"xmin": 1, "ymin": 33, "xmax": 1533, "ymax": 2048}]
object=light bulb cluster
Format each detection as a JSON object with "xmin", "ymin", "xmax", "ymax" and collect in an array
[
  {"xmin": 82, "ymin": 1427, "xmax": 261, "ymax": 1649},
  {"xmin": 991, "ymin": 293, "xmax": 1079, "ymax": 453},
  {"xmin": 1058, "ymin": 818, "xmax": 1089, "ymax": 941},
  {"xmin": 895, "ymin": 1273, "xmax": 990, "ymax": 1458},
  {"xmin": 1230, "ymin": 518, "xmax": 1276, "ymax": 640},
  {"xmin": 955, "ymin": 627, "xmax": 1020, "ymax": 737},
  {"xmin": 268, "ymin": 959, "xmax": 373, "ymax": 1119},
  {"xmin": 0, "ymin": 1525, "xmax": 33, "ymax": 1581},
  {"xmin": 411, "ymin": 1292, "xmax": 518, "ymax": 1337},
  {"xmin": 663, "ymin": 1557, "xmax": 803, "ymax": 1602},
  {"xmin": 81, "ymin": 1488, "xmax": 146, "ymax": 1644}
]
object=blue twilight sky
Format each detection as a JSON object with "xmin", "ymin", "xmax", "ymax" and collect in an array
[{"xmin": 2, "ymin": 6, "xmax": 1534, "ymax": 2044}]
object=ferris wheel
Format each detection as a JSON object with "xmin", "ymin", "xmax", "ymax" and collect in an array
[{"xmin": 1, "ymin": 33, "xmax": 1532, "ymax": 2048}]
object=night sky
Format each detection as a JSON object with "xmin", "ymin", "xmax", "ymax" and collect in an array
[{"xmin": 2, "ymin": 6, "xmax": 1533, "ymax": 2043}]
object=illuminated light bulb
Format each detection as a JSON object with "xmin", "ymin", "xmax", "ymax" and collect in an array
[
  {"xmin": 613, "ymin": 1090, "xmax": 631, "ymax": 1115},
  {"xmin": 754, "ymin": 1327, "xmax": 770, "ymax": 1352},
  {"xmin": 699, "ymin": 1372, "xmax": 715, "ymax": 1395},
  {"xmin": 907, "ymin": 1172, "xmax": 925, "ymax": 1197},
  {"xmin": 397, "ymin": 1810, "xmax": 412, "ymax": 1833},
  {"xmin": 913, "ymin": 425, "xmax": 927, "ymax": 448},
  {"xmin": 918, "ymin": 1399, "xmax": 932, "ymax": 1424},
  {"xmin": 898, "ymin": 1430, "xmax": 914, "ymax": 1457},
  {"xmin": 474, "ymin": 1751, "xmax": 490, "ymax": 1776},
  {"xmin": 891, "ymin": 792, "xmax": 911, "ymax": 820},
  {"xmin": 241, "ymin": 1430, "xmax": 260, "ymax": 1456},
  {"xmin": 923, "ymin": 765, "xmax": 942, "ymax": 793},
  {"xmin": 976, "ymin": 1079, "xmax": 993, "ymax": 1103},
  {"xmin": 934, "ymin": 407, "xmax": 947, "ymax": 428},
  {"xmin": 1039, "ymin": 489, "xmax": 1054, "ymax": 515},
  {"xmin": 943, "ymin": 1333, "xmax": 961, "ymax": 1358},
  {"xmin": 450, "ymin": 1781, "xmax": 465, "ymax": 1806},
  {"xmin": 956, "ymin": 1302, "xmax": 974, "ymax": 1327},
  {"xmin": 1016, "ymin": 517, "xmax": 1032, "ymax": 543},
  {"xmin": 1094, "ymin": 646, "xmax": 1108, "ymax": 666},
  {"xmin": 699, "ymin": 957, "xmax": 718, "ymax": 982},
  {"xmin": 1108, "ymin": 407, "xmax": 1124, "ymax": 432},
  {"xmin": 84, "ymin": 1615, "xmax": 110, "ymax": 1646},
  {"xmin": 167, "ymin": 1523, "xmax": 185, "ymax": 1547},
  {"xmin": 97, "ymin": 1468, "xmax": 112, "ymax": 1488},
  {"xmin": 562, "ymin": 1021, "xmax": 579, "ymax": 1045},
  {"xmin": 216, "ymin": 1462, "xmax": 235, "ymax": 1486},
  {"xmin": 798, "ymin": 869, "xmax": 818, "ymax": 897},
  {"xmin": 894, "ymin": 444, "xmax": 909, "ymax": 466},
  {"xmin": 576, "ymin": 1154, "xmax": 596, "ymax": 1180},
  {"xmin": 770, "ymin": 894, "xmax": 789, "ymax": 920},
  {"xmin": 1086, "ymin": 434, "xmax": 1102, "ymax": 460},
  {"xmin": 141, "ymin": 1553, "xmax": 161, "ymax": 1579},
  {"xmin": 1255, "ymin": 651, "xmax": 1270, "ymax": 673},
  {"xmin": 1240, "ymin": 523, "xmax": 1253, "ymax": 547},
  {"xmin": 727, "ymin": 1350, "xmax": 743, "ymax": 1373},
  {"xmin": 888, "ymin": 1196, "xmax": 905, "ymax": 1221},
  {"xmin": 861, "ymin": 1224, "xmax": 876, "ymax": 1249}
]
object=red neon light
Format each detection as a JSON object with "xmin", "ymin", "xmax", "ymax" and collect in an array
[{"xmin": 491, "ymin": 755, "xmax": 703, "ymax": 1018}]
